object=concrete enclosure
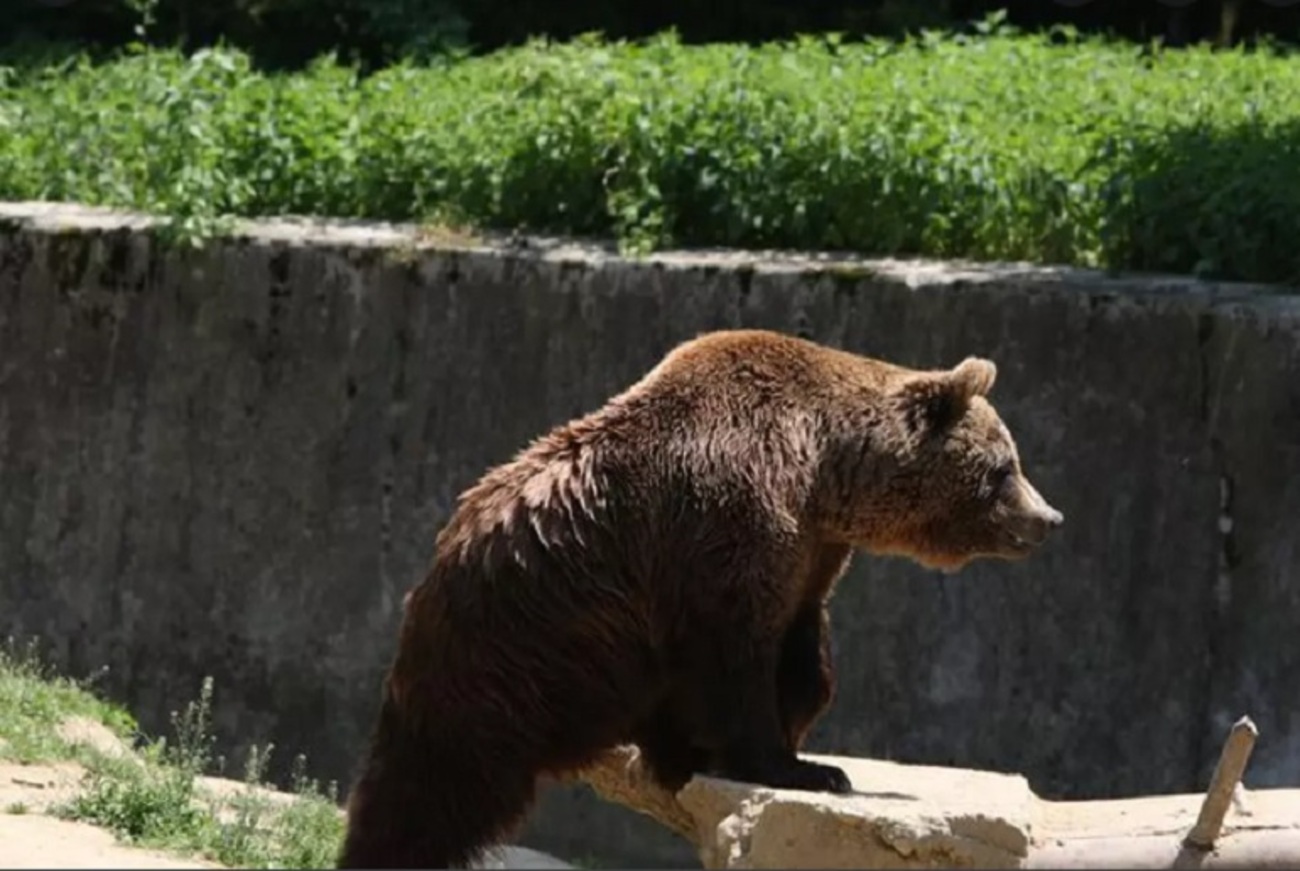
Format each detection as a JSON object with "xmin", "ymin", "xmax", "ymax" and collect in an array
[{"xmin": 1, "ymin": 202, "xmax": 1298, "ymax": 867}]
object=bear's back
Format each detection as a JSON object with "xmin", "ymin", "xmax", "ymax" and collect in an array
[{"xmin": 439, "ymin": 330, "xmax": 907, "ymax": 566}]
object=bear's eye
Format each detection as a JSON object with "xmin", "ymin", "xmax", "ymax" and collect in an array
[{"xmin": 989, "ymin": 463, "xmax": 1013, "ymax": 488}]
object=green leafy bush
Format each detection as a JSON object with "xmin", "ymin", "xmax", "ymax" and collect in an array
[{"xmin": 2, "ymin": 25, "xmax": 1298, "ymax": 282}]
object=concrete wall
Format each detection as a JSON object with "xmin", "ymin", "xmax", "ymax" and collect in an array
[{"xmin": 1, "ymin": 201, "xmax": 1298, "ymax": 867}]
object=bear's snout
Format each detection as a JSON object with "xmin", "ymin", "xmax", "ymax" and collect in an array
[
  {"xmin": 1006, "ymin": 478, "xmax": 1064, "ymax": 548},
  {"xmin": 1015, "ymin": 505, "xmax": 1063, "ymax": 546},
  {"xmin": 1042, "ymin": 505, "xmax": 1064, "ymax": 528}
]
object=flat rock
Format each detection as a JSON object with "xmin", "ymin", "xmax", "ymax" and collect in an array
[{"xmin": 679, "ymin": 754, "xmax": 1037, "ymax": 869}]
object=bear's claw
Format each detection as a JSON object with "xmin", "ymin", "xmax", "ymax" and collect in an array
[{"xmin": 726, "ymin": 758, "xmax": 854, "ymax": 795}]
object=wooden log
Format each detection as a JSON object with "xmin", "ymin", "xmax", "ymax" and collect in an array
[
  {"xmin": 574, "ymin": 746, "xmax": 698, "ymax": 844},
  {"xmin": 1185, "ymin": 715, "xmax": 1259, "ymax": 850}
]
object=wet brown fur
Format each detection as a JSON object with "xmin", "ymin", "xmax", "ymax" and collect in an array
[{"xmin": 338, "ymin": 329, "xmax": 1063, "ymax": 869}]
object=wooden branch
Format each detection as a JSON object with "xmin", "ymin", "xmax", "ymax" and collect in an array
[
  {"xmin": 572, "ymin": 745, "xmax": 698, "ymax": 844},
  {"xmin": 1185, "ymin": 715, "xmax": 1260, "ymax": 850}
]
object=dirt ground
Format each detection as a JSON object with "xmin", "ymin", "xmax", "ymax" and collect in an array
[
  {"xmin": 0, "ymin": 719, "xmax": 574, "ymax": 870},
  {"xmin": 0, "ymin": 715, "xmax": 218, "ymax": 868},
  {"xmin": 0, "ymin": 759, "xmax": 221, "ymax": 869}
]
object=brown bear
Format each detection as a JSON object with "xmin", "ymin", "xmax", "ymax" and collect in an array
[{"xmin": 337, "ymin": 329, "xmax": 1063, "ymax": 869}]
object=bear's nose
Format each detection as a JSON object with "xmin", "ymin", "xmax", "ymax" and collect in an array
[
  {"xmin": 1015, "ymin": 513, "xmax": 1058, "ymax": 546},
  {"xmin": 1009, "ymin": 500, "xmax": 1064, "ymax": 548},
  {"xmin": 1027, "ymin": 506, "xmax": 1064, "ymax": 542}
]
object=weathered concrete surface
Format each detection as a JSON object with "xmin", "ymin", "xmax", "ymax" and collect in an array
[{"xmin": 1, "ymin": 201, "xmax": 1299, "ymax": 867}]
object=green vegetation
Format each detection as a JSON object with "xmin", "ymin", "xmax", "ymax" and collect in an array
[
  {"xmin": 0, "ymin": 638, "xmax": 137, "ymax": 764},
  {"xmin": 0, "ymin": 640, "xmax": 345, "ymax": 869},
  {"xmin": 2, "ymin": 20, "xmax": 1299, "ymax": 283}
]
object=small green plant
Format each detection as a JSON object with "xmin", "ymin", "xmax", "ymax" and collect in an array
[
  {"xmin": 56, "ymin": 677, "xmax": 216, "ymax": 845},
  {"xmin": 259, "ymin": 753, "xmax": 346, "ymax": 869},
  {"xmin": 4, "ymin": 801, "xmax": 29, "ymax": 814},
  {"xmin": 59, "ymin": 752, "xmax": 208, "ymax": 844}
]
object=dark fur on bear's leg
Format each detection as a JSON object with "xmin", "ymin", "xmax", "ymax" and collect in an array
[
  {"xmin": 634, "ymin": 548, "xmax": 845, "ymax": 794},
  {"xmin": 338, "ymin": 688, "xmax": 538, "ymax": 869},
  {"xmin": 633, "ymin": 603, "xmax": 839, "ymax": 795},
  {"xmin": 714, "ymin": 667, "xmax": 852, "ymax": 796},
  {"xmin": 632, "ymin": 704, "xmax": 711, "ymax": 793},
  {"xmin": 680, "ymin": 608, "xmax": 852, "ymax": 796},
  {"xmin": 777, "ymin": 604, "xmax": 835, "ymax": 753},
  {"xmin": 777, "ymin": 542, "xmax": 850, "ymax": 753}
]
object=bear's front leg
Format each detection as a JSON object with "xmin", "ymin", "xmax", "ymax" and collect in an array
[
  {"xmin": 776, "ymin": 541, "xmax": 850, "ymax": 752},
  {"xmin": 686, "ymin": 629, "xmax": 852, "ymax": 795},
  {"xmin": 631, "ymin": 702, "xmax": 711, "ymax": 793},
  {"xmin": 777, "ymin": 603, "xmax": 835, "ymax": 753}
]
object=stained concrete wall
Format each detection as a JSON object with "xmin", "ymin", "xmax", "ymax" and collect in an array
[{"xmin": 1, "ymin": 202, "xmax": 1298, "ymax": 867}]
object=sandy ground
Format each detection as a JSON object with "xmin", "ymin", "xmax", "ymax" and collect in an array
[
  {"xmin": 0, "ymin": 812, "xmax": 224, "ymax": 869},
  {"xmin": 0, "ymin": 724, "xmax": 574, "ymax": 870},
  {"xmin": 0, "ymin": 759, "xmax": 222, "ymax": 869}
]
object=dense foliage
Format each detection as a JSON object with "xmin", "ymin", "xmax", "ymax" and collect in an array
[{"xmin": 2, "ymin": 25, "xmax": 1299, "ymax": 283}]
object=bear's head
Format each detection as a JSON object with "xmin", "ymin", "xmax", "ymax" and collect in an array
[{"xmin": 832, "ymin": 356, "xmax": 1063, "ymax": 573}]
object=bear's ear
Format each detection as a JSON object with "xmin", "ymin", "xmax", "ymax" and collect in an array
[
  {"xmin": 949, "ymin": 356, "xmax": 997, "ymax": 398},
  {"xmin": 896, "ymin": 357, "xmax": 997, "ymax": 434}
]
